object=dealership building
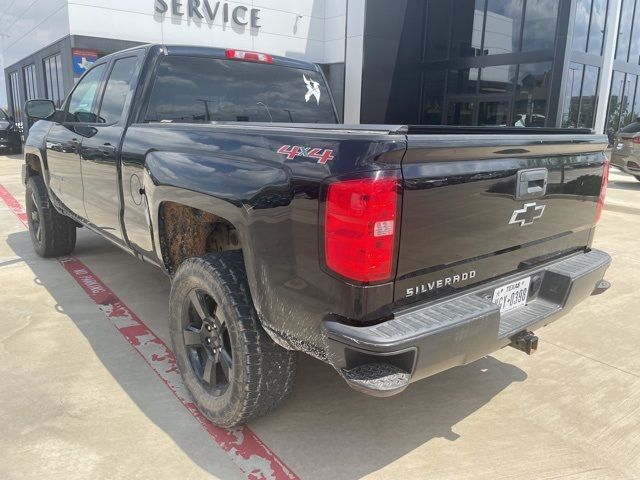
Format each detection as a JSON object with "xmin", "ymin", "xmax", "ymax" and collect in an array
[{"xmin": 1, "ymin": 0, "xmax": 640, "ymax": 133}]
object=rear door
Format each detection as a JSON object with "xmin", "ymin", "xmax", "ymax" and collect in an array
[
  {"xmin": 46, "ymin": 63, "xmax": 107, "ymax": 217},
  {"xmin": 79, "ymin": 51, "xmax": 143, "ymax": 242},
  {"xmin": 395, "ymin": 132, "xmax": 608, "ymax": 303}
]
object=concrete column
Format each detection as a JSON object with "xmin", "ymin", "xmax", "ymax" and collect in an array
[
  {"xmin": 343, "ymin": 0, "xmax": 366, "ymax": 124},
  {"xmin": 594, "ymin": 0, "xmax": 623, "ymax": 133}
]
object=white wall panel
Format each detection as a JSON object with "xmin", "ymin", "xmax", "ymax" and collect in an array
[
  {"xmin": 68, "ymin": 3, "xmax": 162, "ymax": 43},
  {"xmin": 252, "ymin": 0, "xmax": 325, "ymax": 19}
]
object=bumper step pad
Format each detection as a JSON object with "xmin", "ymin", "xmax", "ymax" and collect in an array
[{"xmin": 341, "ymin": 363, "xmax": 411, "ymax": 397}]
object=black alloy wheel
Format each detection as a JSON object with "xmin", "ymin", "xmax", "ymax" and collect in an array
[{"xmin": 183, "ymin": 289, "xmax": 233, "ymax": 395}]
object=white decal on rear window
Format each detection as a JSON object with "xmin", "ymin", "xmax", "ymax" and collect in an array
[{"xmin": 303, "ymin": 74, "xmax": 321, "ymax": 105}]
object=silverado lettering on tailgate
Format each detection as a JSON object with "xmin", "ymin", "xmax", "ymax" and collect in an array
[{"xmin": 406, "ymin": 270, "xmax": 477, "ymax": 297}]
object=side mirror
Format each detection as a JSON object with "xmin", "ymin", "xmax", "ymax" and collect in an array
[{"xmin": 25, "ymin": 99, "xmax": 56, "ymax": 120}]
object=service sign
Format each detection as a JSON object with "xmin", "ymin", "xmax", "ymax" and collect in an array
[
  {"xmin": 72, "ymin": 49, "xmax": 98, "ymax": 76},
  {"xmin": 154, "ymin": 0, "xmax": 261, "ymax": 28}
]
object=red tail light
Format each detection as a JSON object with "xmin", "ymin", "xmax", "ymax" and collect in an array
[
  {"xmin": 633, "ymin": 136, "xmax": 640, "ymax": 144},
  {"xmin": 324, "ymin": 174, "xmax": 400, "ymax": 283},
  {"xmin": 595, "ymin": 158, "xmax": 610, "ymax": 223},
  {"xmin": 225, "ymin": 49, "xmax": 273, "ymax": 63}
]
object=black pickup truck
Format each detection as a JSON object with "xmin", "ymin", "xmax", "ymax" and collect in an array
[{"xmin": 23, "ymin": 44, "xmax": 611, "ymax": 427}]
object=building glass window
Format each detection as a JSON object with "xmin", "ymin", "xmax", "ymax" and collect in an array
[
  {"xmin": 424, "ymin": 0, "xmax": 452, "ymax": 61},
  {"xmin": 522, "ymin": 0, "xmax": 559, "ymax": 51},
  {"xmin": 360, "ymin": 0, "xmax": 561, "ymax": 127},
  {"xmin": 43, "ymin": 53, "xmax": 65, "ymax": 108},
  {"xmin": 23, "ymin": 64, "xmax": 37, "ymax": 101},
  {"xmin": 562, "ymin": 63, "xmax": 584, "ymax": 127},
  {"xmin": 450, "ymin": 0, "xmax": 486, "ymax": 58},
  {"xmin": 615, "ymin": 0, "xmax": 635, "ymax": 61},
  {"xmin": 572, "ymin": 0, "xmax": 591, "ymax": 52},
  {"xmin": 634, "ymin": 77, "xmax": 640, "ymax": 119},
  {"xmin": 628, "ymin": 0, "xmax": 640, "ymax": 65},
  {"xmin": 608, "ymin": 71, "xmax": 629, "ymax": 132},
  {"xmin": 447, "ymin": 101, "xmax": 475, "ymax": 125},
  {"xmin": 9, "ymin": 71, "xmax": 22, "ymax": 121},
  {"xmin": 484, "ymin": 0, "xmax": 524, "ymax": 55},
  {"xmin": 588, "ymin": 0, "xmax": 608, "ymax": 55},
  {"xmin": 561, "ymin": 63, "xmax": 600, "ymax": 128},
  {"xmin": 448, "ymin": 68, "xmax": 480, "ymax": 94},
  {"xmin": 479, "ymin": 100, "xmax": 511, "ymax": 125},
  {"xmin": 515, "ymin": 62, "xmax": 552, "ymax": 126},
  {"xmin": 479, "ymin": 64, "xmax": 516, "ymax": 93},
  {"xmin": 580, "ymin": 65, "xmax": 600, "ymax": 127},
  {"xmin": 420, "ymin": 70, "xmax": 446, "ymax": 124}
]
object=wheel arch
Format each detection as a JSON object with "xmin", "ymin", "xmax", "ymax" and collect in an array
[{"xmin": 148, "ymin": 186, "xmax": 249, "ymax": 277}]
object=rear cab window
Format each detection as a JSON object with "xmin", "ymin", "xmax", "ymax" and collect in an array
[{"xmin": 143, "ymin": 55, "xmax": 337, "ymax": 124}]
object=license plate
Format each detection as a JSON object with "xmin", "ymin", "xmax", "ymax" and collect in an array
[
  {"xmin": 492, "ymin": 277, "xmax": 531, "ymax": 313},
  {"xmin": 616, "ymin": 143, "xmax": 624, "ymax": 150}
]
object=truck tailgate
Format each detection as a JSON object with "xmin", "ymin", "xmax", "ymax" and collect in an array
[{"xmin": 396, "ymin": 133, "xmax": 609, "ymax": 303}]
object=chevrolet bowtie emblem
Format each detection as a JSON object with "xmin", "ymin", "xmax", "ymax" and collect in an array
[{"xmin": 509, "ymin": 202, "xmax": 546, "ymax": 227}]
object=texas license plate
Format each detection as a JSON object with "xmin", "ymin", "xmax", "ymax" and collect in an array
[{"xmin": 492, "ymin": 277, "xmax": 531, "ymax": 313}]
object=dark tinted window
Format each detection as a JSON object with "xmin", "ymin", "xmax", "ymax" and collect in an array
[
  {"xmin": 66, "ymin": 64, "xmax": 106, "ymax": 123},
  {"xmin": 621, "ymin": 121, "xmax": 640, "ymax": 133},
  {"xmin": 144, "ymin": 56, "xmax": 337, "ymax": 124},
  {"xmin": 98, "ymin": 57, "xmax": 137, "ymax": 124}
]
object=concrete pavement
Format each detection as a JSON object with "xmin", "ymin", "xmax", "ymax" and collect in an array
[{"xmin": 1, "ymin": 154, "xmax": 640, "ymax": 479}]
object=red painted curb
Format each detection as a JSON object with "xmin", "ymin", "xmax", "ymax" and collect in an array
[{"xmin": 0, "ymin": 183, "xmax": 299, "ymax": 480}]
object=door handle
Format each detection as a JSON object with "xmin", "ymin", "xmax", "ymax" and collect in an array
[
  {"xmin": 98, "ymin": 143, "xmax": 116, "ymax": 155},
  {"xmin": 515, "ymin": 168, "xmax": 548, "ymax": 200}
]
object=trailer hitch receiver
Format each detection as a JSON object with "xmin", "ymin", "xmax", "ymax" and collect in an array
[{"xmin": 510, "ymin": 331, "xmax": 539, "ymax": 355}]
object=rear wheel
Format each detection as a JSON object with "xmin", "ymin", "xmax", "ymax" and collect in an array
[
  {"xmin": 25, "ymin": 175, "xmax": 76, "ymax": 257},
  {"xmin": 169, "ymin": 252, "xmax": 297, "ymax": 427}
]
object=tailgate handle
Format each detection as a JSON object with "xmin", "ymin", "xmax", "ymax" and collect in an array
[{"xmin": 516, "ymin": 168, "xmax": 548, "ymax": 200}]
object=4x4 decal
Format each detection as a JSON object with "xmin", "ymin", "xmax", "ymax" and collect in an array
[{"xmin": 277, "ymin": 145, "xmax": 335, "ymax": 164}]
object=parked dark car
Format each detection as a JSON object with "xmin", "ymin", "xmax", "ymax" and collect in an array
[
  {"xmin": 0, "ymin": 108, "xmax": 22, "ymax": 154},
  {"xmin": 611, "ymin": 117, "xmax": 640, "ymax": 180},
  {"xmin": 22, "ymin": 44, "xmax": 611, "ymax": 427}
]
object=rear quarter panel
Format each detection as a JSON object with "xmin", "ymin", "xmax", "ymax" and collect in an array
[{"xmin": 120, "ymin": 123, "xmax": 406, "ymax": 355}]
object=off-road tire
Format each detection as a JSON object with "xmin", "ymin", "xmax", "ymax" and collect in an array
[
  {"xmin": 25, "ymin": 175, "xmax": 76, "ymax": 257},
  {"xmin": 169, "ymin": 252, "xmax": 297, "ymax": 427}
]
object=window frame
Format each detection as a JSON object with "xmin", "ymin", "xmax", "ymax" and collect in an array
[
  {"xmin": 22, "ymin": 64, "xmax": 37, "ymax": 101},
  {"xmin": 140, "ymin": 54, "xmax": 339, "ymax": 125},
  {"xmin": 8, "ymin": 70, "xmax": 22, "ymax": 121},
  {"xmin": 95, "ymin": 52, "xmax": 144, "ymax": 126},
  {"xmin": 43, "ymin": 53, "xmax": 65, "ymax": 108},
  {"xmin": 61, "ymin": 62, "xmax": 109, "ymax": 125}
]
